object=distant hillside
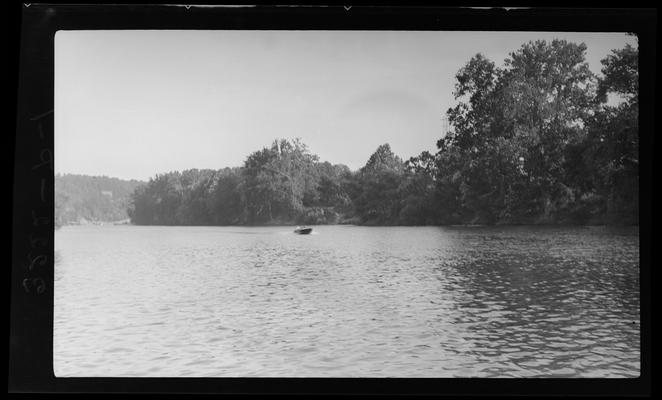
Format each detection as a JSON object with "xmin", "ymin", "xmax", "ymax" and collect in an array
[{"xmin": 55, "ymin": 174, "xmax": 145, "ymax": 227}]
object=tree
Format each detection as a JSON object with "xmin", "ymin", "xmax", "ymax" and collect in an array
[
  {"xmin": 352, "ymin": 144, "xmax": 405, "ymax": 224},
  {"xmin": 241, "ymin": 138, "xmax": 319, "ymax": 223},
  {"xmin": 129, "ymin": 173, "xmax": 183, "ymax": 225},
  {"xmin": 439, "ymin": 40, "xmax": 600, "ymax": 223},
  {"xmin": 208, "ymin": 168, "xmax": 243, "ymax": 225},
  {"xmin": 597, "ymin": 43, "xmax": 638, "ymax": 104},
  {"xmin": 176, "ymin": 169, "xmax": 216, "ymax": 225},
  {"xmin": 583, "ymin": 41, "xmax": 639, "ymax": 223}
]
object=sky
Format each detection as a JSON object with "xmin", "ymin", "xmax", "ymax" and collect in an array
[{"xmin": 55, "ymin": 30, "xmax": 636, "ymax": 181}]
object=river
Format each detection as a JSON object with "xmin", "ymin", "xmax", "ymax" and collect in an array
[{"xmin": 54, "ymin": 225, "xmax": 640, "ymax": 377}]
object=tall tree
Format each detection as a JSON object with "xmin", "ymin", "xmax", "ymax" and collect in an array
[
  {"xmin": 585, "ymin": 42, "xmax": 639, "ymax": 223},
  {"xmin": 439, "ymin": 40, "xmax": 599, "ymax": 223},
  {"xmin": 241, "ymin": 138, "xmax": 319, "ymax": 223},
  {"xmin": 353, "ymin": 144, "xmax": 405, "ymax": 224}
]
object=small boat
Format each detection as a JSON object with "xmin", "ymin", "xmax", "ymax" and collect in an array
[{"xmin": 294, "ymin": 226, "xmax": 313, "ymax": 234}]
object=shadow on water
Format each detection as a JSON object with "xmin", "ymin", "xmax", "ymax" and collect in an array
[{"xmin": 425, "ymin": 227, "xmax": 640, "ymax": 376}]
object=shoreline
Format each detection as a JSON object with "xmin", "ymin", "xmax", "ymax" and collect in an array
[{"xmin": 57, "ymin": 222, "xmax": 640, "ymax": 228}]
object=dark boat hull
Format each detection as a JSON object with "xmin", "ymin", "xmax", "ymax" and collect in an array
[{"xmin": 294, "ymin": 228, "xmax": 313, "ymax": 234}]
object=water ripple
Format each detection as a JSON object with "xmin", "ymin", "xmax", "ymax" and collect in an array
[{"xmin": 54, "ymin": 225, "xmax": 640, "ymax": 377}]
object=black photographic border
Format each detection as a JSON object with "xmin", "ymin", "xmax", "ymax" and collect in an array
[{"xmin": 9, "ymin": 4, "xmax": 653, "ymax": 395}]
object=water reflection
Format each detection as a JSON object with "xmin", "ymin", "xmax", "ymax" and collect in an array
[{"xmin": 54, "ymin": 225, "xmax": 639, "ymax": 377}]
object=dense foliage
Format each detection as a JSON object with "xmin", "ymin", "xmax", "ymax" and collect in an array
[
  {"xmin": 407, "ymin": 39, "xmax": 639, "ymax": 225},
  {"xmin": 128, "ymin": 139, "xmax": 355, "ymax": 225},
  {"xmin": 126, "ymin": 39, "xmax": 638, "ymax": 226},
  {"xmin": 55, "ymin": 174, "xmax": 144, "ymax": 227}
]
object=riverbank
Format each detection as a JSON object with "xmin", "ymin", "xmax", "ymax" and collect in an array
[
  {"xmin": 57, "ymin": 218, "xmax": 132, "ymax": 228},
  {"xmin": 57, "ymin": 220, "xmax": 639, "ymax": 228}
]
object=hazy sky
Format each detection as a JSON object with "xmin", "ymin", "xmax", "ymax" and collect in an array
[{"xmin": 55, "ymin": 30, "xmax": 636, "ymax": 181}]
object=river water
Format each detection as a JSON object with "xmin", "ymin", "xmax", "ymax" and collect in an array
[{"xmin": 54, "ymin": 225, "xmax": 640, "ymax": 377}]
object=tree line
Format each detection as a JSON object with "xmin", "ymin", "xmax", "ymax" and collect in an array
[
  {"xmin": 55, "ymin": 174, "xmax": 144, "ymax": 227},
  {"xmin": 128, "ymin": 39, "xmax": 638, "ymax": 226}
]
